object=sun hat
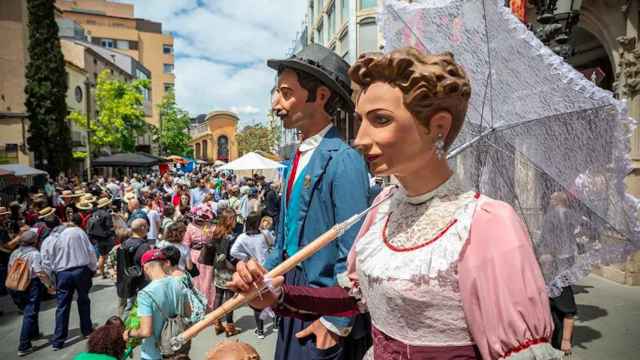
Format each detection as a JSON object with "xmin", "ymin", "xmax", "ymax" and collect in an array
[
  {"xmin": 0, "ymin": 207, "xmax": 9, "ymax": 216},
  {"xmin": 76, "ymin": 202, "xmax": 93, "ymax": 211},
  {"xmin": 96, "ymin": 197, "xmax": 112, "ymax": 209},
  {"xmin": 38, "ymin": 207, "xmax": 56, "ymax": 219}
]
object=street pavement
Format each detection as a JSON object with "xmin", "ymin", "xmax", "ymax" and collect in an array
[{"xmin": 0, "ymin": 274, "xmax": 638, "ymax": 360}]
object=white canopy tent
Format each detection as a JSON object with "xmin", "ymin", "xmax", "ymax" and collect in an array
[{"xmin": 218, "ymin": 152, "xmax": 284, "ymax": 171}]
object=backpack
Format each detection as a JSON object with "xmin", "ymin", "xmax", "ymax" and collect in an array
[
  {"xmin": 140, "ymin": 289, "xmax": 191, "ymax": 356},
  {"xmin": 87, "ymin": 210, "xmax": 108, "ymax": 238},
  {"xmin": 5, "ymin": 257, "xmax": 31, "ymax": 291}
]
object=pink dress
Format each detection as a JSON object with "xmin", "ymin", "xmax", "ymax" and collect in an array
[
  {"xmin": 274, "ymin": 178, "xmax": 562, "ymax": 359},
  {"xmin": 182, "ymin": 223, "xmax": 215, "ymax": 311}
]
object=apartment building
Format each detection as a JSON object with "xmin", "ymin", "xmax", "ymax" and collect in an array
[{"xmin": 55, "ymin": 0, "xmax": 175, "ymax": 131}]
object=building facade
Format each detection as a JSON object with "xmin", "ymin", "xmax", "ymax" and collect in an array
[
  {"xmin": 0, "ymin": 0, "xmax": 31, "ymax": 165},
  {"xmin": 189, "ymin": 111, "xmax": 239, "ymax": 164},
  {"xmin": 55, "ymin": 0, "xmax": 175, "ymax": 131}
]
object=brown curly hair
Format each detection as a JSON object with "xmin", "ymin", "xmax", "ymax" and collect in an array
[
  {"xmin": 349, "ymin": 47, "xmax": 471, "ymax": 149},
  {"xmin": 87, "ymin": 323, "xmax": 126, "ymax": 359}
]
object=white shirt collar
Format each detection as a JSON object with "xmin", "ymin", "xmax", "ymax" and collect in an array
[{"xmin": 298, "ymin": 124, "xmax": 333, "ymax": 153}]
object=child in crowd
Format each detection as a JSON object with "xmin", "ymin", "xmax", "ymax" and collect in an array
[{"xmin": 230, "ymin": 212, "xmax": 271, "ymax": 339}]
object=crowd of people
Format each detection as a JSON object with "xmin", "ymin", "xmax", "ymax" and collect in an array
[{"xmin": 0, "ymin": 168, "xmax": 282, "ymax": 359}]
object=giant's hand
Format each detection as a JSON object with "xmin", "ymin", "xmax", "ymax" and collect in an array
[
  {"xmin": 226, "ymin": 259, "xmax": 283, "ymax": 309},
  {"xmin": 295, "ymin": 319, "xmax": 340, "ymax": 350}
]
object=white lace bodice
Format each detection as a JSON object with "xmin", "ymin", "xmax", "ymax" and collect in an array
[{"xmin": 356, "ymin": 183, "xmax": 479, "ymax": 347}]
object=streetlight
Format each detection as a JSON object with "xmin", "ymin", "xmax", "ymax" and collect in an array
[
  {"xmin": 84, "ymin": 79, "xmax": 93, "ymax": 180},
  {"xmin": 534, "ymin": 0, "xmax": 584, "ymax": 58}
]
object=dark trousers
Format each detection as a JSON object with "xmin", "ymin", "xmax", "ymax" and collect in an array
[
  {"xmin": 274, "ymin": 267, "xmax": 371, "ymax": 360},
  {"xmin": 10, "ymin": 278, "xmax": 43, "ymax": 351},
  {"xmin": 254, "ymin": 309, "xmax": 264, "ymax": 333},
  {"xmin": 0, "ymin": 261, "xmax": 8, "ymax": 296},
  {"xmin": 213, "ymin": 286, "xmax": 234, "ymax": 324},
  {"xmin": 52, "ymin": 266, "xmax": 93, "ymax": 347}
]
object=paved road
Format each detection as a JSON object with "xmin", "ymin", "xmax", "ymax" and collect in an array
[{"xmin": 0, "ymin": 274, "xmax": 638, "ymax": 360}]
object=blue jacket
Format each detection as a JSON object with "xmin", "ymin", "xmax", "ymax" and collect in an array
[{"xmin": 264, "ymin": 127, "xmax": 370, "ymax": 332}]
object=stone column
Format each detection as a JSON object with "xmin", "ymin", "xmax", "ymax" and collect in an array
[{"xmin": 615, "ymin": 0, "xmax": 640, "ymax": 285}]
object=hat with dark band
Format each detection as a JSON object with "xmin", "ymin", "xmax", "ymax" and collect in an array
[{"xmin": 267, "ymin": 44, "xmax": 354, "ymax": 113}]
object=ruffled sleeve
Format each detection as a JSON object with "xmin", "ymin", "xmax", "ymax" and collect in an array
[{"xmin": 458, "ymin": 196, "xmax": 562, "ymax": 360}]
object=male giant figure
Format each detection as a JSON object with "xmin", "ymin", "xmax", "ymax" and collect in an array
[{"xmin": 263, "ymin": 44, "xmax": 371, "ymax": 359}]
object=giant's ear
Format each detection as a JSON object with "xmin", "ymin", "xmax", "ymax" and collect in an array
[
  {"xmin": 316, "ymin": 85, "xmax": 332, "ymax": 108},
  {"xmin": 428, "ymin": 111, "xmax": 453, "ymax": 142}
]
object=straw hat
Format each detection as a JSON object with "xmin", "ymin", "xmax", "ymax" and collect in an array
[
  {"xmin": 124, "ymin": 192, "xmax": 137, "ymax": 202},
  {"xmin": 76, "ymin": 202, "xmax": 93, "ymax": 211},
  {"xmin": 96, "ymin": 197, "xmax": 112, "ymax": 209},
  {"xmin": 0, "ymin": 207, "xmax": 9, "ymax": 216},
  {"xmin": 38, "ymin": 207, "xmax": 56, "ymax": 219},
  {"xmin": 81, "ymin": 194, "xmax": 97, "ymax": 203},
  {"xmin": 73, "ymin": 190, "xmax": 85, "ymax": 198},
  {"xmin": 31, "ymin": 193, "xmax": 46, "ymax": 200}
]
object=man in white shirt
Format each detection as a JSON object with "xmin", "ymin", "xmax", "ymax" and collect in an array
[{"xmin": 41, "ymin": 220, "xmax": 97, "ymax": 350}]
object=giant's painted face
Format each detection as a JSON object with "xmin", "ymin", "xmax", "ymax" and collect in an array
[
  {"xmin": 271, "ymin": 69, "xmax": 317, "ymax": 130},
  {"xmin": 354, "ymin": 82, "xmax": 444, "ymax": 177}
]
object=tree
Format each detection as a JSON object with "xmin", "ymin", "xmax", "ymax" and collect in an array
[
  {"xmin": 158, "ymin": 90, "xmax": 192, "ymax": 156},
  {"xmin": 69, "ymin": 70, "xmax": 149, "ymax": 154},
  {"xmin": 236, "ymin": 113, "xmax": 282, "ymax": 155},
  {"xmin": 25, "ymin": 0, "xmax": 73, "ymax": 175}
]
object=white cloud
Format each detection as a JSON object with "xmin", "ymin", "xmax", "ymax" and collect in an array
[
  {"xmin": 114, "ymin": 0, "xmax": 307, "ymax": 127},
  {"xmin": 230, "ymin": 105, "xmax": 260, "ymax": 115}
]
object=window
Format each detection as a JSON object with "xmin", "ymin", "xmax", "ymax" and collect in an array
[
  {"xmin": 129, "ymin": 41, "xmax": 139, "ymax": 50},
  {"xmin": 163, "ymin": 44, "xmax": 173, "ymax": 54},
  {"xmin": 86, "ymin": 19, "xmax": 97, "ymax": 25},
  {"xmin": 339, "ymin": 31, "xmax": 349, "ymax": 55},
  {"xmin": 317, "ymin": 23, "xmax": 324, "ymax": 45},
  {"xmin": 100, "ymin": 38, "xmax": 114, "ymax": 48},
  {"xmin": 163, "ymin": 63, "xmax": 174, "ymax": 74},
  {"xmin": 74, "ymin": 86, "xmax": 83, "ymax": 103},
  {"xmin": 357, "ymin": 18, "xmax": 378, "ymax": 54},
  {"xmin": 116, "ymin": 39, "xmax": 129, "ymax": 49},
  {"xmin": 164, "ymin": 83, "xmax": 174, "ymax": 92},
  {"xmin": 1, "ymin": 144, "xmax": 19, "ymax": 163},
  {"xmin": 360, "ymin": 0, "xmax": 377, "ymax": 9},
  {"xmin": 328, "ymin": 2, "xmax": 336, "ymax": 39},
  {"xmin": 341, "ymin": 0, "xmax": 349, "ymax": 24}
]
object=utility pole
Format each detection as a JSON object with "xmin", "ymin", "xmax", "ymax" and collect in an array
[{"xmin": 84, "ymin": 79, "xmax": 92, "ymax": 180}]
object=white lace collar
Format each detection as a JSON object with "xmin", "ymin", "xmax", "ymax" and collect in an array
[{"xmin": 398, "ymin": 175, "xmax": 464, "ymax": 205}]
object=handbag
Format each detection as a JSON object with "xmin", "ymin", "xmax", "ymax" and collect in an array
[
  {"xmin": 197, "ymin": 240, "xmax": 216, "ymax": 266},
  {"xmin": 5, "ymin": 257, "xmax": 31, "ymax": 291}
]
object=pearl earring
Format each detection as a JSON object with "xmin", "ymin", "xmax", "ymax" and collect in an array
[{"xmin": 435, "ymin": 134, "xmax": 446, "ymax": 160}]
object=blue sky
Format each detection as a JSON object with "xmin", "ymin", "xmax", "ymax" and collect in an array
[{"xmin": 114, "ymin": 0, "xmax": 307, "ymax": 127}]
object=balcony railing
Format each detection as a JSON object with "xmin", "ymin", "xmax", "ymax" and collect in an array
[{"xmin": 190, "ymin": 123, "xmax": 209, "ymax": 137}]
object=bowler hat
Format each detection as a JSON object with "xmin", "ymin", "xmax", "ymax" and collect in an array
[{"xmin": 267, "ymin": 44, "xmax": 354, "ymax": 112}]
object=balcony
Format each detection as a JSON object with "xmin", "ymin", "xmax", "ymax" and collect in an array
[{"xmin": 190, "ymin": 123, "xmax": 209, "ymax": 138}]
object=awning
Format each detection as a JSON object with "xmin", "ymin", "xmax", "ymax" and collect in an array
[
  {"xmin": 92, "ymin": 152, "xmax": 167, "ymax": 167},
  {"xmin": 0, "ymin": 164, "xmax": 47, "ymax": 177}
]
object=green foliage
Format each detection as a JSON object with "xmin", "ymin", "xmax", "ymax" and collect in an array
[
  {"xmin": 72, "ymin": 151, "xmax": 87, "ymax": 159},
  {"xmin": 71, "ymin": 70, "xmax": 150, "ymax": 153},
  {"xmin": 25, "ymin": 0, "xmax": 73, "ymax": 175},
  {"xmin": 236, "ymin": 112, "xmax": 282, "ymax": 156},
  {"xmin": 158, "ymin": 91, "xmax": 192, "ymax": 156}
]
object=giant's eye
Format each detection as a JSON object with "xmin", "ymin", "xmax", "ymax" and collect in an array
[{"xmin": 373, "ymin": 114, "xmax": 392, "ymax": 125}]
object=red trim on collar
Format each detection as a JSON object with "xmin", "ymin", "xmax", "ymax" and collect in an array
[{"xmin": 382, "ymin": 216, "xmax": 458, "ymax": 252}]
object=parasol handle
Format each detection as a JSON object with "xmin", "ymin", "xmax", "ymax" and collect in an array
[{"xmin": 170, "ymin": 188, "xmax": 396, "ymax": 350}]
